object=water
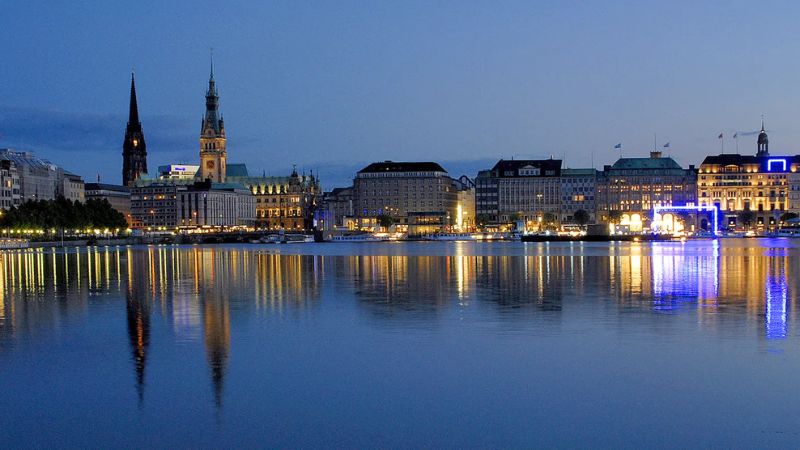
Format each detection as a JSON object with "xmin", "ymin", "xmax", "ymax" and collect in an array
[{"xmin": 1, "ymin": 240, "xmax": 799, "ymax": 448}]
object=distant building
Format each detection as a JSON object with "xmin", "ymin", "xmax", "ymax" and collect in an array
[
  {"xmin": 0, "ymin": 160, "xmax": 21, "ymax": 210},
  {"xmin": 130, "ymin": 180, "xmax": 255, "ymax": 229},
  {"xmin": 85, "ymin": 183, "xmax": 131, "ymax": 224},
  {"xmin": 122, "ymin": 73, "xmax": 148, "ymax": 187},
  {"xmin": 353, "ymin": 161, "xmax": 461, "ymax": 232},
  {"xmin": 596, "ymin": 151, "xmax": 697, "ymax": 231},
  {"xmin": 0, "ymin": 149, "xmax": 83, "ymax": 202},
  {"xmin": 560, "ymin": 168, "xmax": 597, "ymax": 225},
  {"xmin": 176, "ymin": 181, "xmax": 255, "ymax": 228},
  {"xmin": 227, "ymin": 165, "xmax": 320, "ymax": 231},
  {"xmin": 475, "ymin": 159, "xmax": 562, "ymax": 229},
  {"xmin": 454, "ymin": 175, "xmax": 476, "ymax": 230},
  {"xmin": 60, "ymin": 172, "xmax": 85, "ymax": 203},
  {"xmin": 698, "ymin": 123, "xmax": 800, "ymax": 229},
  {"xmin": 319, "ymin": 186, "xmax": 355, "ymax": 230},
  {"xmin": 158, "ymin": 164, "xmax": 199, "ymax": 181}
]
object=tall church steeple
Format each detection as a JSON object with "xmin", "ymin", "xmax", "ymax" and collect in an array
[
  {"xmin": 199, "ymin": 51, "xmax": 227, "ymax": 182},
  {"xmin": 757, "ymin": 119, "xmax": 769, "ymax": 157},
  {"xmin": 122, "ymin": 72, "xmax": 148, "ymax": 187}
]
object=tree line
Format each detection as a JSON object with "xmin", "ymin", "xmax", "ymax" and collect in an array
[{"xmin": 0, "ymin": 197, "xmax": 127, "ymax": 231}]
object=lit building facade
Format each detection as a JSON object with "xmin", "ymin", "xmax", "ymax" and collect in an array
[
  {"xmin": 353, "ymin": 161, "xmax": 460, "ymax": 231},
  {"xmin": 158, "ymin": 165, "xmax": 199, "ymax": 181},
  {"xmin": 0, "ymin": 160, "xmax": 21, "ymax": 210},
  {"xmin": 697, "ymin": 126, "xmax": 800, "ymax": 229},
  {"xmin": 596, "ymin": 151, "xmax": 697, "ymax": 231},
  {"xmin": 60, "ymin": 172, "xmax": 85, "ymax": 203},
  {"xmin": 227, "ymin": 166, "xmax": 320, "ymax": 231},
  {"xmin": 319, "ymin": 187, "xmax": 354, "ymax": 230},
  {"xmin": 475, "ymin": 159, "xmax": 562, "ymax": 228},
  {"xmin": 559, "ymin": 168, "xmax": 597, "ymax": 225},
  {"xmin": 130, "ymin": 182, "xmax": 180, "ymax": 229},
  {"xmin": 0, "ymin": 149, "xmax": 83, "ymax": 202}
]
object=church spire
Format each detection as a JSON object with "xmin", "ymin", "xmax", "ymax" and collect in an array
[
  {"xmin": 128, "ymin": 72, "xmax": 140, "ymax": 126},
  {"xmin": 123, "ymin": 71, "xmax": 147, "ymax": 187}
]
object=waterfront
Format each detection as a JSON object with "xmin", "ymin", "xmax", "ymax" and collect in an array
[{"xmin": 1, "ymin": 240, "xmax": 800, "ymax": 447}]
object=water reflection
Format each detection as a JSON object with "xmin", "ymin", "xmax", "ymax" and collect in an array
[{"xmin": 0, "ymin": 242, "xmax": 798, "ymax": 407}]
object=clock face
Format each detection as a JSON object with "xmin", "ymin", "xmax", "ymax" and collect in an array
[{"xmin": 206, "ymin": 161, "xmax": 215, "ymax": 169}]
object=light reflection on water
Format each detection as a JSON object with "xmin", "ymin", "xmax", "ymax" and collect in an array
[{"xmin": 0, "ymin": 240, "xmax": 799, "ymax": 447}]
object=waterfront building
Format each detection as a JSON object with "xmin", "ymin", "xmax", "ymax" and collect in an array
[
  {"xmin": 559, "ymin": 168, "xmax": 598, "ymax": 225},
  {"xmin": 158, "ymin": 164, "xmax": 200, "ymax": 181},
  {"xmin": 353, "ymin": 161, "xmax": 460, "ymax": 232},
  {"xmin": 697, "ymin": 124, "xmax": 800, "ymax": 229},
  {"xmin": 176, "ymin": 181, "xmax": 255, "ymax": 228},
  {"xmin": 130, "ymin": 182, "xmax": 181, "ymax": 229},
  {"xmin": 84, "ymin": 183, "xmax": 131, "ymax": 224},
  {"xmin": 454, "ymin": 175, "xmax": 476, "ymax": 230},
  {"xmin": 475, "ymin": 159, "xmax": 562, "ymax": 229},
  {"xmin": 226, "ymin": 166, "xmax": 319, "ymax": 231},
  {"xmin": 318, "ymin": 186, "xmax": 355, "ymax": 230},
  {"xmin": 0, "ymin": 160, "xmax": 21, "ymax": 210},
  {"xmin": 131, "ymin": 180, "xmax": 255, "ymax": 229},
  {"xmin": 596, "ymin": 151, "xmax": 697, "ymax": 231},
  {"xmin": 122, "ymin": 73, "xmax": 148, "ymax": 187},
  {"xmin": 0, "ymin": 149, "xmax": 83, "ymax": 202},
  {"xmin": 198, "ymin": 61, "xmax": 227, "ymax": 183},
  {"xmin": 60, "ymin": 172, "xmax": 85, "ymax": 203}
]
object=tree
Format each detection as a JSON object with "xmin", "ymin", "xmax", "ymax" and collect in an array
[
  {"xmin": 476, "ymin": 214, "xmax": 492, "ymax": 229},
  {"xmin": 573, "ymin": 209, "xmax": 590, "ymax": 227},
  {"xmin": 737, "ymin": 210, "xmax": 756, "ymax": 229},
  {"xmin": 542, "ymin": 212, "xmax": 558, "ymax": 229},
  {"xmin": 607, "ymin": 210, "xmax": 622, "ymax": 224},
  {"xmin": 780, "ymin": 212, "xmax": 798, "ymax": 223},
  {"xmin": 376, "ymin": 214, "xmax": 394, "ymax": 229}
]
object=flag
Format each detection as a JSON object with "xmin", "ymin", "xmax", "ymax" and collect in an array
[
  {"xmin": 718, "ymin": 133, "xmax": 723, "ymax": 139},
  {"xmin": 614, "ymin": 143, "xmax": 622, "ymax": 149},
  {"xmin": 663, "ymin": 142, "xmax": 670, "ymax": 148},
  {"xmin": 733, "ymin": 132, "xmax": 738, "ymax": 139}
]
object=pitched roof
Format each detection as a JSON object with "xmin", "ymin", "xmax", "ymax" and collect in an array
[
  {"xmin": 700, "ymin": 153, "xmax": 800, "ymax": 170},
  {"xmin": 358, "ymin": 161, "xmax": 447, "ymax": 174},
  {"xmin": 610, "ymin": 157, "xmax": 683, "ymax": 170},
  {"xmin": 489, "ymin": 159, "xmax": 562, "ymax": 176},
  {"xmin": 226, "ymin": 163, "xmax": 249, "ymax": 177}
]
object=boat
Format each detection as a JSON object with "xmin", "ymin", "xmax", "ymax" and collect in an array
[
  {"xmin": 422, "ymin": 232, "xmax": 481, "ymax": 241},
  {"xmin": 331, "ymin": 234, "xmax": 390, "ymax": 242},
  {"xmin": 520, "ymin": 233, "xmax": 674, "ymax": 242},
  {"xmin": 0, "ymin": 239, "xmax": 29, "ymax": 249}
]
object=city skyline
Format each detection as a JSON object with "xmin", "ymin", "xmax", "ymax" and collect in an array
[{"xmin": 4, "ymin": 1, "xmax": 800, "ymax": 187}]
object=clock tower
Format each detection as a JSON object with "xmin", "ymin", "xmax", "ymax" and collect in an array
[{"xmin": 199, "ymin": 57, "xmax": 227, "ymax": 182}]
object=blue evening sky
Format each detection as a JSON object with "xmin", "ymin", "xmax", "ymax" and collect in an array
[{"xmin": 2, "ymin": 0, "xmax": 799, "ymax": 187}]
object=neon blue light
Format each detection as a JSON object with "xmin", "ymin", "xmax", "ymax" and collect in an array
[
  {"xmin": 653, "ymin": 205, "xmax": 719, "ymax": 236},
  {"xmin": 767, "ymin": 158, "xmax": 787, "ymax": 172},
  {"xmin": 766, "ymin": 274, "xmax": 788, "ymax": 340}
]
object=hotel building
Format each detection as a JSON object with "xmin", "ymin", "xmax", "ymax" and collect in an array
[
  {"xmin": 697, "ymin": 124, "xmax": 800, "ymax": 229},
  {"xmin": 596, "ymin": 151, "xmax": 697, "ymax": 231}
]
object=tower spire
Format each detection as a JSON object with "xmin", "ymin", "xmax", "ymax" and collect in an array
[{"xmin": 128, "ymin": 71, "xmax": 140, "ymax": 126}]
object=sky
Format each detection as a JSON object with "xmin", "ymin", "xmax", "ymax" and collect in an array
[{"xmin": 3, "ymin": 0, "xmax": 800, "ymax": 188}]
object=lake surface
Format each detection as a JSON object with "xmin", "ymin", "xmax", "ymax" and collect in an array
[{"xmin": 1, "ymin": 240, "xmax": 799, "ymax": 448}]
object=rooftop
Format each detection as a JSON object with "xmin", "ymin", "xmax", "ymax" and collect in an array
[{"xmin": 358, "ymin": 161, "xmax": 448, "ymax": 174}]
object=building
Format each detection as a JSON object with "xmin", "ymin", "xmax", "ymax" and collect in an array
[
  {"xmin": 319, "ymin": 186, "xmax": 355, "ymax": 230},
  {"xmin": 227, "ymin": 165, "xmax": 320, "ymax": 231},
  {"xmin": 475, "ymin": 159, "xmax": 562, "ymax": 229},
  {"xmin": 697, "ymin": 124, "xmax": 800, "ymax": 229},
  {"xmin": 0, "ymin": 149, "xmax": 82, "ymax": 202},
  {"xmin": 130, "ymin": 182, "xmax": 181, "ymax": 229},
  {"xmin": 454, "ymin": 175, "xmax": 476, "ymax": 230},
  {"xmin": 0, "ymin": 160, "xmax": 21, "ymax": 210},
  {"xmin": 122, "ymin": 73, "xmax": 148, "ymax": 187},
  {"xmin": 596, "ymin": 151, "xmax": 697, "ymax": 231},
  {"xmin": 130, "ymin": 180, "xmax": 255, "ymax": 229},
  {"xmin": 198, "ymin": 60, "xmax": 227, "ymax": 183},
  {"xmin": 85, "ymin": 183, "xmax": 131, "ymax": 224},
  {"xmin": 176, "ymin": 181, "xmax": 255, "ymax": 228},
  {"xmin": 59, "ymin": 172, "xmax": 85, "ymax": 202},
  {"xmin": 353, "ymin": 161, "xmax": 460, "ymax": 232},
  {"xmin": 158, "ymin": 165, "xmax": 200, "ymax": 181},
  {"xmin": 560, "ymin": 168, "xmax": 597, "ymax": 225}
]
